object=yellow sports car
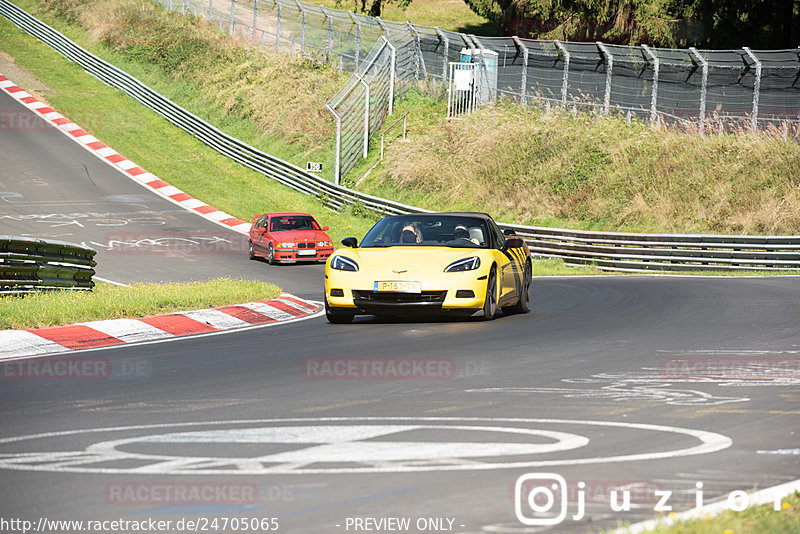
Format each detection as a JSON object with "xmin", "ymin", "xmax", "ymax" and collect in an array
[{"xmin": 324, "ymin": 212, "xmax": 532, "ymax": 323}]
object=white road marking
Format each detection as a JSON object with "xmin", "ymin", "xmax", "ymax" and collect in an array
[
  {"xmin": 0, "ymin": 417, "xmax": 731, "ymax": 475},
  {"xmin": 177, "ymin": 309, "xmax": 251, "ymax": 330}
]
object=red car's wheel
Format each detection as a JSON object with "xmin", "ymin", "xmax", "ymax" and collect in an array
[
  {"xmin": 267, "ymin": 243, "xmax": 276, "ymax": 265},
  {"xmin": 248, "ymin": 240, "xmax": 256, "ymax": 260}
]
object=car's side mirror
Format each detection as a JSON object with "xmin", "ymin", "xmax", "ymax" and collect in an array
[
  {"xmin": 256, "ymin": 228, "xmax": 266, "ymax": 234},
  {"xmin": 503, "ymin": 228, "xmax": 517, "ymax": 236},
  {"xmin": 502, "ymin": 237, "xmax": 524, "ymax": 251},
  {"xmin": 323, "ymin": 226, "xmax": 330, "ymax": 231},
  {"xmin": 341, "ymin": 237, "xmax": 358, "ymax": 248}
]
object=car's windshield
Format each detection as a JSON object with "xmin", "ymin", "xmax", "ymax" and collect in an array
[
  {"xmin": 360, "ymin": 215, "xmax": 490, "ymax": 248},
  {"xmin": 269, "ymin": 216, "xmax": 320, "ymax": 232}
]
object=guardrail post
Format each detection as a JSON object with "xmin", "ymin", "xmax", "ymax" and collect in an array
[
  {"xmin": 689, "ymin": 47, "xmax": 708, "ymax": 133},
  {"xmin": 596, "ymin": 42, "xmax": 612, "ymax": 114},
  {"xmin": 434, "ymin": 27, "xmax": 448, "ymax": 88},
  {"xmin": 641, "ymin": 44, "xmax": 659, "ymax": 124},
  {"xmin": 275, "ymin": 2, "xmax": 282, "ymax": 52},
  {"xmin": 554, "ymin": 40, "xmax": 570, "ymax": 107},
  {"xmin": 349, "ymin": 12, "xmax": 361, "ymax": 72},
  {"xmin": 229, "ymin": 0, "xmax": 235, "ymax": 35},
  {"xmin": 325, "ymin": 104, "xmax": 342, "ymax": 185},
  {"xmin": 321, "ymin": 6, "xmax": 334, "ymax": 66},
  {"xmin": 512, "ymin": 36, "xmax": 528, "ymax": 106},
  {"xmin": 252, "ymin": 0, "xmax": 258, "ymax": 41},
  {"xmin": 207, "ymin": 0, "xmax": 213, "ymax": 19},
  {"xmin": 743, "ymin": 47, "xmax": 761, "ymax": 132}
]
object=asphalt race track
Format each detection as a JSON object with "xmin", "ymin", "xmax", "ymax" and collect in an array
[{"xmin": 2, "ymin": 87, "xmax": 800, "ymax": 534}]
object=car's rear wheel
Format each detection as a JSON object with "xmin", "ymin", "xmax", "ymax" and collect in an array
[
  {"xmin": 505, "ymin": 262, "xmax": 531, "ymax": 315},
  {"xmin": 267, "ymin": 243, "xmax": 276, "ymax": 265},
  {"xmin": 481, "ymin": 267, "xmax": 498, "ymax": 321},
  {"xmin": 325, "ymin": 298, "xmax": 354, "ymax": 324},
  {"xmin": 248, "ymin": 240, "xmax": 255, "ymax": 260}
]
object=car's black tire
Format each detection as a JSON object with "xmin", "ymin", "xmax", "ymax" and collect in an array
[
  {"xmin": 248, "ymin": 240, "xmax": 256, "ymax": 260},
  {"xmin": 505, "ymin": 262, "xmax": 531, "ymax": 315},
  {"xmin": 267, "ymin": 243, "xmax": 276, "ymax": 265},
  {"xmin": 481, "ymin": 267, "xmax": 498, "ymax": 321},
  {"xmin": 325, "ymin": 298, "xmax": 354, "ymax": 324}
]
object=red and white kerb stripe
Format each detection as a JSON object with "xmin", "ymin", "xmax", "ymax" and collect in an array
[
  {"xmin": 0, "ymin": 73, "xmax": 250, "ymax": 234},
  {"xmin": 0, "ymin": 294, "xmax": 322, "ymax": 359}
]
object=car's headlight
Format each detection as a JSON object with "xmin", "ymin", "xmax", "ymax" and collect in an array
[
  {"xmin": 330, "ymin": 255, "xmax": 359, "ymax": 272},
  {"xmin": 317, "ymin": 241, "xmax": 331, "ymax": 247},
  {"xmin": 279, "ymin": 242, "xmax": 295, "ymax": 248},
  {"xmin": 444, "ymin": 257, "xmax": 481, "ymax": 272}
]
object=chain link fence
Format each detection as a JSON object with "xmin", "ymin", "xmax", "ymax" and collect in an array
[{"xmin": 160, "ymin": 1, "xmax": 800, "ymax": 183}]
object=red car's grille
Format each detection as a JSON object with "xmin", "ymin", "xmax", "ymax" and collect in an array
[{"xmin": 298, "ymin": 242, "xmax": 316, "ymax": 249}]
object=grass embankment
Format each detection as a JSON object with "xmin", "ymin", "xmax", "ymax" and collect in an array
[
  {"xmin": 613, "ymin": 491, "xmax": 800, "ymax": 534},
  {"xmin": 0, "ymin": 279, "xmax": 281, "ymax": 330}
]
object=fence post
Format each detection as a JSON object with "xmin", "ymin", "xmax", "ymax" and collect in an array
[
  {"xmin": 689, "ymin": 47, "xmax": 708, "ymax": 134},
  {"xmin": 743, "ymin": 47, "xmax": 761, "ymax": 132},
  {"xmin": 355, "ymin": 75, "xmax": 370, "ymax": 158},
  {"xmin": 596, "ymin": 42, "xmax": 613, "ymax": 114},
  {"xmin": 229, "ymin": 0, "xmax": 235, "ymax": 35},
  {"xmin": 321, "ymin": 6, "xmax": 334, "ymax": 65},
  {"xmin": 325, "ymin": 104, "xmax": 342, "ymax": 185},
  {"xmin": 554, "ymin": 40, "xmax": 570, "ymax": 107},
  {"xmin": 276, "ymin": 2, "xmax": 281, "ymax": 52},
  {"xmin": 252, "ymin": 0, "xmax": 258, "ymax": 41},
  {"xmin": 382, "ymin": 36, "xmax": 396, "ymax": 115},
  {"xmin": 641, "ymin": 44, "xmax": 659, "ymax": 124},
  {"xmin": 207, "ymin": 0, "xmax": 213, "ymax": 19},
  {"xmin": 295, "ymin": 0, "xmax": 305, "ymax": 53},
  {"xmin": 349, "ymin": 12, "xmax": 361, "ymax": 72},
  {"xmin": 435, "ymin": 27, "xmax": 449, "ymax": 86},
  {"xmin": 512, "ymin": 36, "xmax": 528, "ymax": 105},
  {"xmin": 406, "ymin": 21, "xmax": 427, "ymax": 81}
]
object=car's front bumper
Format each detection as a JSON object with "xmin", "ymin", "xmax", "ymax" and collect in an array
[
  {"xmin": 274, "ymin": 247, "xmax": 333, "ymax": 263},
  {"xmin": 325, "ymin": 271, "xmax": 488, "ymax": 316}
]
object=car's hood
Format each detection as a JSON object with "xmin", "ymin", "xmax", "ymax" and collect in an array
[
  {"xmin": 271, "ymin": 230, "xmax": 329, "ymax": 242},
  {"xmin": 344, "ymin": 247, "xmax": 485, "ymax": 279}
]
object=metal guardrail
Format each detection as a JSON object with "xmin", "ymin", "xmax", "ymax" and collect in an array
[
  {"xmin": 0, "ymin": 236, "xmax": 97, "ymax": 294},
  {"xmin": 504, "ymin": 225, "xmax": 800, "ymax": 272},
  {"xmin": 3, "ymin": 1, "xmax": 798, "ymax": 274}
]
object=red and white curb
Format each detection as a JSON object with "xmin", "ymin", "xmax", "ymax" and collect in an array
[
  {"xmin": 0, "ymin": 73, "xmax": 250, "ymax": 235},
  {"xmin": 0, "ymin": 294, "xmax": 322, "ymax": 360}
]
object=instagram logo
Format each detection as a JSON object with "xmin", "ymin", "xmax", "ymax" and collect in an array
[{"xmin": 514, "ymin": 473, "xmax": 568, "ymax": 526}]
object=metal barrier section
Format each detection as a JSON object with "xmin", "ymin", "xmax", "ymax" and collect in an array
[
  {"xmin": 446, "ymin": 62, "xmax": 479, "ymax": 119},
  {"xmin": 3, "ymin": 1, "xmax": 796, "ymax": 273},
  {"xmin": 0, "ymin": 236, "xmax": 97, "ymax": 294}
]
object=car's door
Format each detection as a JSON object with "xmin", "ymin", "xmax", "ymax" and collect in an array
[{"xmin": 253, "ymin": 215, "xmax": 269, "ymax": 255}]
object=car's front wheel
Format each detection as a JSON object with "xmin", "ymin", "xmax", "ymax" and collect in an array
[
  {"xmin": 248, "ymin": 240, "xmax": 255, "ymax": 260},
  {"xmin": 481, "ymin": 267, "xmax": 498, "ymax": 321},
  {"xmin": 267, "ymin": 243, "xmax": 276, "ymax": 265},
  {"xmin": 325, "ymin": 298, "xmax": 354, "ymax": 324}
]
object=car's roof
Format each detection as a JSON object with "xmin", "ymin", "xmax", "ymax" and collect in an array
[
  {"xmin": 382, "ymin": 212, "xmax": 493, "ymax": 220},
  {"xmin": 267, "ymin": 212, "xmax": 315, "ymax": 218}
]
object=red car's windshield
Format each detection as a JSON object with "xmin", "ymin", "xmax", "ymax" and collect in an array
[{"xmin": 269, "ymin": 216, "xmax": 320, "ymax": 232}]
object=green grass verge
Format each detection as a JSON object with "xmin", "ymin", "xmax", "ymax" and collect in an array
[
  {"xmin": 611, "ymin": 491, "xmax": 800, "ymax": 534},
  {"xmin": 0, "ymin": 279, "xmax": 281, "ymax": 329}
]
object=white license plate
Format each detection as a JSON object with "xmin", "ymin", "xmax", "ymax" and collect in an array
[
  {"xmin": 297, "ymin": 250, "xmax": 316, "ymax": 256},
  {"xmin": 374, "ymin": 281, "xmax": 421, "ymax": 293}
]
